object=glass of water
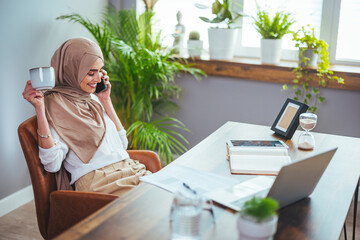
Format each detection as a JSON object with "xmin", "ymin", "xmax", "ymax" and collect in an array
[{"xmin": 170, "ymin": 190, "xmax": 202, "ymax": 240}]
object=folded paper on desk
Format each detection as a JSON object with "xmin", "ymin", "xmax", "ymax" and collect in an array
[
  {"xmin": 140, "ymin": 165, "xmax": 239, "ymax": 195},
  {"xmin": 227, "ymin": 140, "xmax": 291, "ymax": 175},
  {"xmin": 205, "ymin": 176, "xmax": 275, "ymax": 211}
]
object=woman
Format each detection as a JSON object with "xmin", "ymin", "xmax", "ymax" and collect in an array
[{"xmin": 22, "ymin": 37, "xmax": 151, "ymax": 196}]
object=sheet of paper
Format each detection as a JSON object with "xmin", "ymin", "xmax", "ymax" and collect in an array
[{"xmin": 140, "ymin": 165, "xmax": 239, "ymax": 195}]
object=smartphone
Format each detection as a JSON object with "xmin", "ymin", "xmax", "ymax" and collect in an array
[{"xmin": 95, "ymin": 77, "xmax": 107, "ymax": 93}]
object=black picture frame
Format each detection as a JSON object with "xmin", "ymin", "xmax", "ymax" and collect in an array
[{"xmin": 271, "ymin": 98, "xmax": 309, "ymax": 139}]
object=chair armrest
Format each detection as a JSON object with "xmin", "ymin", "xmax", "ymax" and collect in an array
[
  {"xmin": 127, "ymin": 150, "xmax": 162, "ymax": 173},
  {"xmin": 47, "ymin": 190, "xmax": 118, "ymax": 239}
]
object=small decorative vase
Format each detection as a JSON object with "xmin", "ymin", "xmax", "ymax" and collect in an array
[
  {"xmin": 237, "ymin": 215, "xmax": 278, "ymax": 240},
  {"xmin": 260, "ymin": 39, "xmax": 282, "ymax": 64},
  {"xmin": 208, "ymin": 28, "xmax": 238, "ymax": 60},
  {"xmin": 187, "ymin": 40, "xmax": 203, "ymax": 58},
  {"xmin": 299, "ymin": 48, "xmax": 318, "ymax": 67}
]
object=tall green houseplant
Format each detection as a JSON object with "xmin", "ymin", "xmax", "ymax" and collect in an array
[
  {"xmin": 283, "ymin": 25, "xmax": 344, "ymax": 113},
  {"xmin": 57, "ymin": 7, "xmax": 204, "ymax": 165}
]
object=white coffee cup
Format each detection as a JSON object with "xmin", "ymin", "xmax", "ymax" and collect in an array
[{"xmin": 29, "ymin": 67, "xmax": 55, "ymax": 90}]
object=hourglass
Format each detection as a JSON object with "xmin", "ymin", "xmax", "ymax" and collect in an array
[{"xmin": 298, "ymin": 113, "xmax": 317, "ymax": 150}]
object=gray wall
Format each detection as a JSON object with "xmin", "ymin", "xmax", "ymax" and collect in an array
[
  {"xmin": 173, "ymin": 75, "xmax": 360, "ymax": 148},
  {"xmin": 0, "ymin": 0, "xmax": 108, "ymax": 200}
]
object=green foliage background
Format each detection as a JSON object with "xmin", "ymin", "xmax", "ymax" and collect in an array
[
  {"xmin": 57, "ymin": 7, "xmax": 205, "ymax": 165},
  {"xmin": 282, "ymin": 26, "xmax": 344, "ymax": 113}
]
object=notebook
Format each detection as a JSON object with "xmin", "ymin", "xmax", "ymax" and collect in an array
[
  {"xmin": 206, "ymin": 147, "xmax": 338, "ymax": 211},
  {"xmin": 226, "ymin": 140, "xmax": 291, "ymax": 175}
]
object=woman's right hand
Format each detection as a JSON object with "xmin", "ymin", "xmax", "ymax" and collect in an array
[
  {"xmin": 22, "ymin": 80, "xmax": 44, "ymax": 110},
  {"xmin": 23, "ymin": 80, "xmax": 54, "ymax": 148}
]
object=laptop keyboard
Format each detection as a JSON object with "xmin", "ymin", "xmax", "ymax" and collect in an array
[{"xmin": 229, "ymin": 188, "xmax": 270, "ymax": 209}]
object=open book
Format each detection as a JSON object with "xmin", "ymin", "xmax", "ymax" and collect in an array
[{"xmin": 226, "ymin": 140, "xmax": 291, "ymax": 175}]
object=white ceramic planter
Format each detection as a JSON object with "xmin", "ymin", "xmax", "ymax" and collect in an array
[
  {"xmin": 187, "ymin": 40, "xmax": 203, "ymax": 58},
  {"xmin": 260, "ymin": 39, "xmax": 282, "ymax": 64},
  {"xmin": 237, "ymin": 215, "xmax": 278, "ymax": 240},
  {"xmin": 208, "ymin": 28, "xmax": 238, "ymax": 60},
  {"xmin": 299, "ymin": 48, "xmax": 318, "ymax": 67}
]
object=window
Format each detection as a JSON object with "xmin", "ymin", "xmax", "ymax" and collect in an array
[
  {"xmin": 138, "ymin": 0, "xmax": 212, "ymax": 51},
  {"xmin": 335, "ymin": 0, "xmax": 360, "ymax": 62},
  {"xmin": 237, "ymin": 0, "xmax": 323, "ymax": 60},
  {"xmin": 138, "ymin": 0, "xmax": 360, "ymax": 65}
]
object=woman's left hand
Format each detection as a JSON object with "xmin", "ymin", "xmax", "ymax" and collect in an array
[{"xmin": 95, "ymin": 69, "xmax": 111, "ymax": 101}]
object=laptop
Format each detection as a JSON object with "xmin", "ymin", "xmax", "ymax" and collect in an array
[{"xmin": 206, "ymin": 147, "xmax": 338, "ymax": 211}]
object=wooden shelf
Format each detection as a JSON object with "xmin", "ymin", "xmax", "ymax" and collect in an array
[{"xmin": 188, "ymin": 57, "xmax": 360, "ymax": 91}]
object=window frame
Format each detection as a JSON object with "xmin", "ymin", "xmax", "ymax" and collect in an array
[{"xmin": 136, "ymin": 0, "xmax": 360, "ymax": 66}]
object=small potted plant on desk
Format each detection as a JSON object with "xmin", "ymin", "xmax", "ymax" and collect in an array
[
  {"xmin": 196, "ymin": 0, "xmax": 246, "ymax": 60},
  {"xmin": 253, "ymin": 9, "xmax": 294, "ymax": 64},
  {"xmin": 282, "ymin": 25, "xmax": 344, "ymax": 113},
  {"xmin": 187, "ymin": 31, "xmax": 203, "ymax": 58},
  {"xmin": 237, "ymin": 197, "xmax": 279, "ymax": 240}
]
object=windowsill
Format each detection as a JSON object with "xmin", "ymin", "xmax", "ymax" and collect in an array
[{"xmin": 187, "ymin": 56, "xmax": 360, "ymax": 91}]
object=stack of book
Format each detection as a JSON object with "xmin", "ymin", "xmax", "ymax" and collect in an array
[{"xmin": 226, "ymin": 140, "xmax": 291, "ymax": 175}]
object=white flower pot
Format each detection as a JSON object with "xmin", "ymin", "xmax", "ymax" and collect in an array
[
  {"xmin": 208, "ymin": 28, "xmax": 238, "ymax": 60},
  {"xmin": 260, "ymin": 39, "xmax": 282, "ymax": 64},
  {"xmin": 187, "ymin": 40, "xmax": 203, "ymax": 58},
  {"xmin": 237, "ymin": 215, "xmax": 278, "ymax": 240},
  {"xmin": 299, "ymin": 48, "xmax": 318, "ymax": 67}
]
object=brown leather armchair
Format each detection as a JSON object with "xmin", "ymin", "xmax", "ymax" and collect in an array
[{"xmin": 18, "ymin": 116, "xmax": 162, "ymax": 239}]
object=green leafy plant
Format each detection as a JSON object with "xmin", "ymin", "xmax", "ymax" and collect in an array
[
  {"xmin": 196, "ymin": 0, "xmax": 246, "ymax": 28},
  {"xmin": 253, "ymin": 10, "xmax": 294, "ymax": 39},
  {"xmin": 57, "ymin": 7, "xmax": 205, "ymax": 165},
  {"xmin": 282, "ymin": 25, "xmax": 344, "ymax": 113},
  {"xmin": 240, "ymin": 197, "xmax": 279, "ymax": 223}
]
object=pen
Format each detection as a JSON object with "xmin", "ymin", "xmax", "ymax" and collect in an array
[{"xmin": 182, "ymin": 182, "xmax": 197, "ymax": 195}]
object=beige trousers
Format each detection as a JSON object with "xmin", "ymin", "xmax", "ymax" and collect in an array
[{"xmin": 75, "ymin": 159, "xmax": 151, "ymax": 197}]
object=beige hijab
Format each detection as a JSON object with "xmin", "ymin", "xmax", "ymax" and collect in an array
[{"xmin": 44, "ymin": 38, "xmax": 106, "ymax": 163}]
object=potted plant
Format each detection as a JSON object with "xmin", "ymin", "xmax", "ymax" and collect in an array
[
  {"xmin": 57, "ymin": 6, "xmax": 205, "ymax": 165},
  {"xmin": 187, "ymin": 31, "xmax": 203, "ymax": 58},
  {"xmin": 293, "ymin": 25, "xmax": 328, "ymax": 67},
  {"xmin": 282, "ymin": 25, "xmax": 344, "ymax": 113},
  {"xmin": 238, "ymin": 197, "xmax": 279, "ymax": 240},
  {"xmin": 196, "ymin": 0, "xmax": 246, "ymax": 60},
  {"xmin": 253, "ymin": 10, "xmax": 294, "ymax": 64}
]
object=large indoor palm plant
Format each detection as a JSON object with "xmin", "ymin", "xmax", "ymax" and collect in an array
[{"xmin": 57, "ymin": 7, "xmax": 204, "ymax": 165}]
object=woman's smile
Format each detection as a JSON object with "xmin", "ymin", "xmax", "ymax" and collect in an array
[{"xmin": 87, "ymin": 82, "xmax": 98, "ymax": 88}]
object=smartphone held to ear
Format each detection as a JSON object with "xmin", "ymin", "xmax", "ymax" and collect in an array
[{"xmin": 95, "ymin": 77, "xmax": 107, "ymax": 93}]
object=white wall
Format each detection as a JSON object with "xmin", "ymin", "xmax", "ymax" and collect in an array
[
  {"xmin": 0, "ymin": 0, "xmax": 108, "ymax": 200},
  {"xmin": 173, "ymin": 75, "xmax": 360, "ymax": 148}
]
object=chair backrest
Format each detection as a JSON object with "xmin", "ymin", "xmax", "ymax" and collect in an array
[{"xmin": 18, "ymin": 116, "xmax": 56, "ymax": 239}]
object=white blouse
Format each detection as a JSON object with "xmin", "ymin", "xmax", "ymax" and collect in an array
[{"xmin": 39, "ymin": 96, "xmax": 129, "ymax": 184}]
